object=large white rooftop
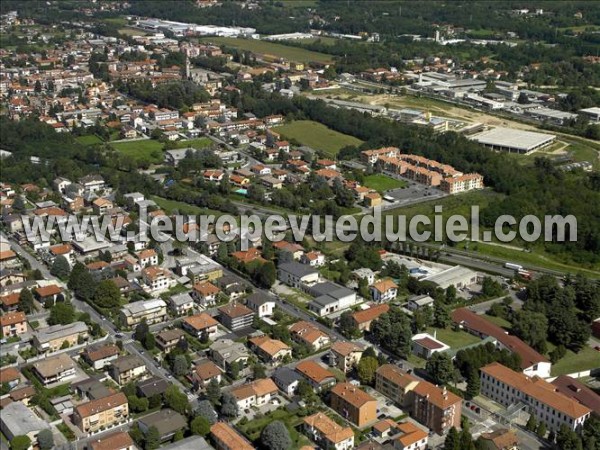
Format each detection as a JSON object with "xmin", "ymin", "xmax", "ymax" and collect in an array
[{"xmin": 469, "ymin": 127, "xmax": 556, "ymax": 153}]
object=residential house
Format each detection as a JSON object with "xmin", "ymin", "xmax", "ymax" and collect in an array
[
  {"xmin": 411, "ymin": 333, "xmax": 450, "ymax": 359},
  {"xmin": 32, "ymin": 321, "xmax": 89, "ymax": 352},
  {"xmin": 246, "ymin": 293, "xmax": 275, "ymax": 318},
  {"xmin": 32, "ymin": 353, "xmax": 77, "ymax": 385},
  {"xmin": 82, "ymin": 344, "xmax": 120, "ymax": 370},
  {"xmin": 364, "ymin": 192, "xmax": 382, "ymax": 207},
  {"xmin": 295, "ymin": 361, "xmax": 336, "ymax": 392},
  {"xmin": 370, "ymin": 279, "xmax": 398, "ymax": 302},
  {"xmin": 273, "ymin": 241, "xmax": 304, "ymax": 260},
  {"xmin": 375, "ymin": 364, "xmax": 420, "ymax": 408},
  {"xmin": 88, "ymin": 431, "xmax": 135, "ymax": 450},
  {"xmin": 477, "ymin": 429, "xmax": 519, "ymax": 450},
  {"xmin": 34, "ymin": 284, "xmax": 63, "ymax": 304},
  {"xmin": 351, "ymin": 304, "xmax": 390, "ymax": 332},
  {"xmin": 301, "ymin": 251, "xmax": 326, "ymax": 267},
  {"xmin": 136, "ymin": 376, "xmax": 170, "ymax": 399},
  {"xmin": 272, "ymin": 367, "xmax": 302, "ymax": 397},
  {"xmin": 138, "ymin": 409, "xmax": 187, "ymax": 442},
  {"xmin": 210, "ymin": 422, "xmax": 254, "ymax": 450},
  {"xmin": 218, "ymin": 302, "xmax": 254, "ymax": 331},
  {"xmin": 289, "ymin": 321, "xmax": 331, "ymax": 351},
  {"xmin": 352, "ymin": 268, "xmax": 376, "ymax": 286},
  {"xmin": 155, "ymin": 329, "xmax": 186, "ymax": 352},
  {"xmin": 229, "ymin": 378, "xmax": 279, "ymax": 410},
  {"xmin": 406, "ymin": 295, "xmax": 435, "ymax": 312},
  {"xmin": 119, "ymin": 299, "xmax": 167, "ymax": 327},
  {"xmin": 182, "ymin": 313, "xmax": 219, "ymax": 340},
  {"xmin": 79, "ymin": 174, "xmax": 105, "ymax": 193},
  {"xmin": 391, "ymin": 422, "xmax": 429, "ymax": 450},
  {"xmin": 192, "ymin": 359, "xmax": 223, "ymax": 390},
  {"xmin": 330, "ymin": 341, "xmax": 363, "ymax": 373},
  {"xmin": 210, "ymin": 339, "xmax": 250, "ymax": 375},
  {"xmin": 248, "ymin": 336, "xmax": 292, "ymax": 364},
  {"xmin": 330, "ymin": 383, "xmax": 378, "ymax": 427},
  {"xmin": 168, "ymin": 292, "xmax": 195, "ymax": 316},
  {"xmin": 480, "ymin": 362, "xmax": 591, "ymax": 433},
  {"xmin": 192, "ymin": 281, "xmax": 221, "ymax": 307},
  {"xmin": 303, "ymin": 412, "xmax": 354, "ymax": 450},
  {"xmin": 110, "ymin": 355, "xmax": 148, "ymax": 385},
  {"xmin": 0, "ymin": 311, "xmax": 27, "ymax": 337},
  {"xmin": 136, "ymin": 249, "xmax": 158, "ymax": 267},
  {"xmin": 0, "ymin": 367, "xmax": 21, "ymax": 389},
  {"xmin": 92, "ymin": 198, "xmax": 113, "ymax": 215},
  {"xmin": 141, "ymin": 266, "xmax": 175, "ymax": 293}
]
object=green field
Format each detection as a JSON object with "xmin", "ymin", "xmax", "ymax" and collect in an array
[
  {"xmin": 199, "ymin": 37, "xmax": 334, "ymax": 64},
  {"xmin": 551, "ymin": 346, "xmax": 600, "ymax": 376},
  {"xmin": 237, "ymin": 408, "xmax": 312, "ymax": 448},
  {"xmin": 426, "ymin": 327, "xmax": 482, "ymax": 349},
  {"xmin": 111, "ymin": 139, "xmax": 164, "ymax": 164},
  {"xmin": 277, "ymin": 120, "xmax": 363, "ymax": 155},
  {"xmin": 76, "ymin": 135, "xmax": 103, "ymax": 146},
  {"xmin": 172, "ymin": 137, "xmax": 213, "ymax": 149},
  {"xmin": 363, "ymin": 174, "xmax": 408, "ymax": 193}
]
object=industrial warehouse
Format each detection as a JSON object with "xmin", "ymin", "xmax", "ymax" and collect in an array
[{"xmin": 468, "ymin": 127, "xmax": 557, "ymax": 154}]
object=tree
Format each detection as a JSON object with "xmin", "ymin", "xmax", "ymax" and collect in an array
[
  {"xmin": 145, "ymin": 425, "xmax": 161, "ymax": 450},
  {"xmin": 195, "ymin": 400, "xmax": 218, "ymax": 424},
  {"xmin": 10, "ymin": 436, "xmax": 31, "ymax": 450},
  {"xmin": 511, "ymin": 311, "xmax": 548, "ymax": 353},
  {"xmin": 433, "ymin": 301, "xmax": 451, "ymax": 328},
  {"xmin": 526, "ymin": 414, "xmax": 537, "ymax": 431},
  {"xmin": 92, "ymin": 280, "xmax": 121, "ymax": 308},
  {"xmin": 48, "ymin": 302, "xmax": 75, "ymax": 325},
  {"xmin": 11, "ymin": 196, "xmax": 26, "ymax": 213},
  {"xmin": 134, "ymin": 320, "xmax": 150, "ymax": 342},
  {"xmin": 338, "ymin": 311, "xmax": 360, "ymax": 338},
  {"xmin": 190, "ymin": 415, "xmax": 211, "ymax": 436},
  {"xmin": 253, "ymin": 363, "xmax": 267, "ymax": 379},
  {"xmin": 254, "ymin": 261, "xmax": 276, "ymax": 288},
  {"xmin": 444, "ymin": 427, "xmax": 460, "ymax": 450},
  {"xmin": 261, "ymin": 421, "xmax": 292, "ymax": 450},
  {"xmin": 143, "ymin": 333, "xmax": 156, "ymax": 350},
  {"xmin": 357, "ymin": 356, "xmax": 379, "ymax": 385},
  {"xmin": 556, "ymin": 424, "xmax": 584, "ymax": 450},
  {"xmin": 445, "ymin": 285, "xmax": 457, "ymax": 303},
  {"xmin": 206, "ymin": 378, "xmax": 221, "ymax": 405},
  {"xmin": 164, "ymin": 385, "xmax": 190, "ymax": 415},
  {"xmin": 128, "ymin": 395, "xmax": 149, "ymax": 413},
  {"xmin": 465, "ymin": 369, "xmax": 480, "ymax": 399},
  {"xmin": 50, "ymin": 255, "xmax": 71, "ymax": 279},
  {"xmin": 481, "ymin": 277, "xmax": 504, "ymax": 298},
  {"xmin": 68, "ymin": 262, "xmax": 96, "ymax": 301},
  {"xmin": 18, "ymin": 288, "xmax": 34, "ymax": 314},
  {"xmin": 229, "ymin": 360, "xmax": 240, "ymax": 379},
  {"xmin": 220, "ymin": 392, "xmax": 238, "ymax": 418},
  {"xmin": 536, "ymin": 422, "xmax": 547, "ymax": 438},
  {"xmin": 38, "ymin": 429, "xmax": 54, "ymax": 450},
  {"xmin": 517, "ymin": 92, "xmax": 530, "ymax": 104},
  {"xmin": 173, "ymin": 354, "xmax": 190, "ymax": 376},
  {"xmin": 425, "ymin": 352, "xmax": 454, "ymax": 385},
  {"xmin": 371, "ymin": 308, "xmax": 412, "ymax": 358}
]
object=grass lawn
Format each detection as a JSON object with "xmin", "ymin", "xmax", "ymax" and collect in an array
[
  {"xmin": 426, "ymin": 327, "xmax": 482, "ymax": 349},
  {"xmin": 277, "ymin": 120, "xmax": 363, "ymax": 155},
  {"xmin": 172, "ymin": 137, "xmax": 213, "ymax": 149},
  {"xmin": 551, "ymin": 346, "xmax": 600, "ymax": 376},
  {"xmin": 363, "ymin": 174, "xmax": 408, "ymax": 193},
  {"xmin": 111, "ymin": 139, "xmax": 164, "ymax": 164},
  {"xmin": 199, "ymin": 37, "xmax": 334, "ymax": 64},
  {"xmin": 76, "ymin": 134, "xmax": 103, "ymax": 146},
  {"xmin": 238, "ymin": 408, "xmax": 311, "ymax": 448},
  {"xmin": 482, "ymin": 314, "xmax": 512, "ymax": 329},
  {"xmin": 150, "ymin": 196, "xmax": 222, "ymax": 217}
]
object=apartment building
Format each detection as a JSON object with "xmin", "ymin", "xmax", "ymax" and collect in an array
[
  {"xmin": 229, "ymin": 378, "xmax": 278, "ymax": 410},
  {"xmin": 119, "ymin": 299, "xmax": 167, "ymax": 327},
  {"xmin": 480, "ymin": 362, "xmax": 591, "ymax": 433},
  {"xmin": 218, "ymin": 302, "xmax": 254, "ymax": 331},
  {"xmin": 412, "ymin": 381, "xmax": 462, "ymax": 434},
  {"xmin": 192, "ymin": 281, "xmax": 221, "ymax": 306},
  {"xmin": 211, "ymin": 422, "xmax": 254, "ymax": 450},
  {"xmin": 330, "ymin": 383, "xmax": 378, "ymax": 428},
  {"xmin": 330, "ymin": 341, "xmax": 363, "ymax": 373},
  {"xmin": 141, "ymin": 266, "xmax": 175, "ymax": 293},
  {"xmin": 32, "ymin": 353, "xmax": 77, "ymax": 385},
  {"xmin": 295, "ymin": 361, "xmax": 337, "ymax": 392},
  {"xmin": 375, "ymin": 365, "xmax": 420, "ymax": 408},
  {"xmin": 32, "ymin": 321, "xmax": 89, "ymax": 352},
  {"xmin": 303, "ymin": 412, "xmax": 354, "ymax": 450},
  {"xmin": 182, "ymin": 313, "xmax": 219, "ymax": 340},
  {"xmin": 440, "ymin": 173, "xmax": 484, "ymax": 194},
  {"xmin": 110, "ymin": 355, "xmax": 148, "ymax": 385},
  {"xmin": 167, "ymin": 292, "xmax": 195, "ymax": 316},
  {"xmin": 0, "ymin": 311, "xmax": 27, "ymax": 337},
  {"xmin": 73, "ymin": 392, "xmax": 129, "ymax": 434}
]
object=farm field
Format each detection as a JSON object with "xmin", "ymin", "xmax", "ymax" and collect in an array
[
  {"xmin": 363, "ymin": 174, "xmax": 408, "ymax": 193},
  {"xmin": 199, "ymin": 37, "xmax": 334, "ymax": 63},
  {"xmin": 111, "ymin": 139, "xmax": 164, "ymax": 164},
  {"xmin": 277, "ymin": 120, "xmax": 363, "ymax": 155}
]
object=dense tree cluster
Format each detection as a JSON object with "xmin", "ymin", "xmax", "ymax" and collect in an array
[
  {"xmin": 370, "ymin": 308, "xmax": 412, "ymax": 358},
  {"xmin": 116, "ymin": 79, "xmax": 210, "ymax": 110}
]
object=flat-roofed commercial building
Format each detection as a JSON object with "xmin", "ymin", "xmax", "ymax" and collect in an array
[
  {"xmin": 480, "ymin": 362, "xmax": 591, "ymax": 433},
  {"xmin": 468, "ymin": 127, "xmax": 556, "ymax": 154}
]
